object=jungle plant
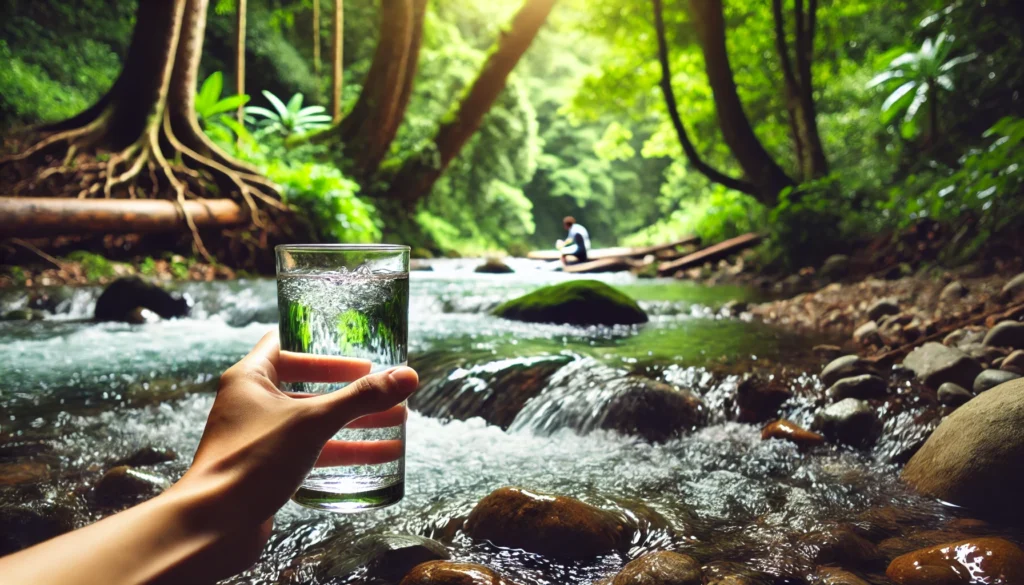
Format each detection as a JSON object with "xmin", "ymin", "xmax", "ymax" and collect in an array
[
  {"xmin": 867, "ymin": 32, "xmax": 976, "ymax": 141},
  {"xmin": 194, "ymin": 71, "xmax": 250, "ymax": 144},
  {"xmin": 244, "ymin": 90, "xmax": 332, "ymax": 138}
]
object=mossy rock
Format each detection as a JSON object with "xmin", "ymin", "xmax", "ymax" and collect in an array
[{"xmin": 492, "ymin": 280, "xmax": 647, "ymax": 326}]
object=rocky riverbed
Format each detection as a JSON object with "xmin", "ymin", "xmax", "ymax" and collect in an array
[{"xmin": 1, "ymin": 268, "xmax": 1023, "ymax": 584}]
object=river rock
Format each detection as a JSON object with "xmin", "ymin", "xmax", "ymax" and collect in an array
[
  {"xmin": 983, "ymin": 321, "xmax": 1024, "ymax": 350},
  {"xmin": 492, "ymin": 280, "xmax": 647, "ymax": 326},
  {"xmin": 113, "ymin": 446, "xmax": 177, "ymax": 468},
  {"xmin": 0, "ymin": 462, "xmax": 49, "ymax": 486},
  {"xmin": 93, "ymin": 277, "xmax": 191, "ymax": 322},
  {"xmin": 902, "ymin": 342, "xmax": 982, "ymax": 389},
  {"xmin": 943, "ymin": 327, "xmax": 985, "ymax": 348},
  {"xmin": 319, "ymin": 534, "xmax": 450, "ymax": 582},
  {"xmin": 937, "ymin": 382, "xmax": 972, "ymax": 407},
  {"xmin": 812, "ymin": 399, "xmax": 881, "ymax": 448},
  {"xmin": 611, "ymin": 551, "xmax": 702, "ymax": 585},
  {"xmin": 1002, "ymin": 350, "xmax": 1024, "ymax": 374},
  {"xmin": 701, "ymin": 562, "xmax": 773, "ymax": 585},
  {"xmin": 813, "ymin": 344, "xmax": 844, "ymax": 360},
  {"xmin": 0, "ymin": 308, "xmax": 46, "ymax": 321},
  {"xmin": 821, "ymin": 355, "xmax": 882, "ymax": 387},
  {"xmin": 800, "ymin": 525, "xmax": 882, "ymax": 567},
  {"xmin": 0, "ymin": 499, "xmax": 78, "ymax": 556},
  {"xmin": 761, "ymin": 419, "xmax": 824, "ymax": 448},
  {"xmin": 902, "ymin": 378, "xmax": 1024, "ymax": 519},
  {"xmin": 938, "ymin": 281, "xmax": 968, "ymax": 302},
  {"xmin": 814, "ymin": 567, "xmax": 870, "ymax": 585},
  {"xmin": 973, "ymin": 369, "xmax": 1021, "ymax": 393},
  {"xmin": 464, "ymin": 487, "xmax": 631, "ymax": 558},
  {"xmin": 1000, "ymin": 273, "xmax": 1024, "ymax": 302},
  {"xmin": 474, "ymin": 259, "xmax": 514, "ymax": 274},
  {"xmin": 735, "ymin": 376, "xmax": 792, "ymax": 422},
  {"xmin": 819, "ymin": 254, "xmax": 850, "ymax": 281},
  {"xmin": 886, "ymin": 537, "xmax": 1024, "ymax": 584},
  {"xmin": 826, "ymin": 374, "xmax": 888, "ymax": 401},
  {"xmin": 600, "ymin": 378, "xmax": 705, "ymax": 442},
  {"xmin": 399, "ymin": 561, "xmax": 510, "ymax": 585},
  {"xmin": 94, "ymin": 465, "xmax": 170, "ymax": 506},
  {"xmin": 867, "ymin": 298, "xmax": 900, "ymax": 321},
  {"xmin": 722, "ymin": 300, "xmax": 748, "ymax": 314},
  {"xmin": 852, "ymin": 321, "xmax": 880, "ymax": 345}
]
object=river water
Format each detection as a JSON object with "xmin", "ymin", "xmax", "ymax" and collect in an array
[{"xmin": 0, "ymin": 264, "xmax": 994, "ymax": 583}]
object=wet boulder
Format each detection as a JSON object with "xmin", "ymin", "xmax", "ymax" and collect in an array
[
  {"xmin": 867, "ymin": 298, "xmax": 900, "ymax": 322},
  {"xmin": 826, "ymin": 374, "xmax": 888, "ymax": 401},
  {"xmin": 814, "ymin": 567, "xmax": 870, "ymax": 585},
  {"xmin": 492, "ymin": 281, "xmax": 647, "ymax": 326},
  {"xmin": 999, "ymin": 272, "xmax": 1024, "ymax": 302},
  {"xmin": 701, "ymin": 562, "xmax": 774, "ymax": 585},
  {"xmin": 973, "ymin": 369, "xmax": 1020, "ymax": 393},
  {"xmin": 611, "ymin": 551, "xmax": 702, "ymax": 585},
  {"xmin": 761, "ymin": 419, "xmax": 824, "ymax": 448},
  {"xmin": 799, "ymin": 525, "xmax": 882, "ymax": 568},
  {"xmin": 813, "ymin": 399, "xmax": 881, "ymax": 448},
  {"xmin": 983, "ymin": 321, "xmax": 1024, "ymax": 350},
  {"xmin": 821, "ymin": 355, "xmax": 882, "ymax": 387},
  {"xmin": 735, "ymin": 376, "xmax": 792, "ymax": 423},
  {"xmin": 0, "ymin": 462, "xmax": 50, "ymax": 486},
  {"xmin": 0, "ymin": 493, "xmax": 79, "ymax": 555},
  {"xmin": 818, "ymin": 254, "xmax": 850, "ymax": 281},
  {"xmin": 474, "ymin": 259, "xmax": 514, "ymax": 274},
  {"xmin": 902, "ymin": 378, "xmax": 1024, "ymax": 520},
  {"xmin": 0, "ymin": 308, "xmax": 46, "ymax": 321},
  {"xmin": 94, "ymin": 277, "xmax": 191, "ymax": 322},
  {"xmin": 94, "ymin": 465, "xmax": 170, "ymax": 507},
  {"xmin": 902, "ymin": 342, "xmax": 982, "ymax": 389},
  {"xmin": 319, "ymin": 533, "xmax": 450, "ymax": 583},
  {"xmin": 400, "ymin": 561, "xmax": 512, "ymax": 585},
  {"xmin": 464, "ymin": 487, "xmax": 632, "ymax": 558},
  {"xmin": 936, "ymin": 382, "xmax": 972, "ymax": 407},
  {"xmin": 113, "ymin": 446, "xmax": 177, "ymax": 468},
  {"xmin": 852, "ymin": 321, "xmax": 880, "ymax": 345},
  {"xmin": 600, "ymin": 378, "xmax": 705, "ymax": 442},
  {"xmin": 886, "ymin": 537, "xmax": 1024, "ymax": 584}
]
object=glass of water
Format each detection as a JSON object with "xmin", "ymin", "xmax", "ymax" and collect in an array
[{"xmin": 275, "ymin": 244, "xmax": 409, "ymax": 512}]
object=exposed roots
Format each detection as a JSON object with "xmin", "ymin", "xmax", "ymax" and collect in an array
[{"xmin": 1, "ymin": 107, "xmax": 286, "ymax": 264}]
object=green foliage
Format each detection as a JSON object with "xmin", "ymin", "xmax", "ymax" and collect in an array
[
  {"xmin": 265, "ymin": 160, "xmax": 381, "ymax": 243},
  {"xmin": 139, "ymin": 257, "xmax": 159, "ymax": 277},
  {"xmin": 245, "ymin": 90, "xmax": 333, "ymax": 138},
  {"xmin": 195, "ymin": 72, "xmax": 250, "ymax": 122},
  {"xmin": 65, "ymin": 251, "xmax": 115, "ymax": 280}
]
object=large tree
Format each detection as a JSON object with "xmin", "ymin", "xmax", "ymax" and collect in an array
[
  {"xmin": 0, "ymin": 0, "xmax": 284, "ymax": 257},
  {"xmin": 384, "ymin": 0, "xmax": 557, "ymax": 205}
]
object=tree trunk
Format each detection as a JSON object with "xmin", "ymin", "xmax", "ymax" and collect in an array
[
  {"xmin": 653, "ymin": 0, "xmax": 756, "ymax": 196},
  {"xmin": 687, "ymin": 0, "xmax": 794, "ymax": 205},
  {"xmin": 332, "ymin": 0, "xmax": 343, "ymax": 123},
  {"xmin": 385, "ymin": 0, "xmax": 557, "ymax": 205},
  {"xmin": 313, "ymin": 0, "xmax": 321, "ymax": 78},
  {"xmin": 236, "ymin": 0, "xmax": 247, "ymax": 127}
]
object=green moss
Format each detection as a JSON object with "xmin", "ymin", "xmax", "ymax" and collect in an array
[
  {"xmin": 65, "ymin": 251, "xmax": 115, "ymax": 280},
  {"xmin": 492, "ymin": 280, "xmax": 648, "ymax": 326}
]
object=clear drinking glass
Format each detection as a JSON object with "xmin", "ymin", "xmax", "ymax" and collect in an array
[{"xmin": 275, "ymin": 244, "xmax": 409, "ymax": 512}]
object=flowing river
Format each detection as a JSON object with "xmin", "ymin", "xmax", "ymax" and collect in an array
[{"xmin": 0, "ymin": 263, "xmax": 1003, "ymax": 584}]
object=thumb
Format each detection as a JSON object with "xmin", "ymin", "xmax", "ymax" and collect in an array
[{"xmin": 305, "ymin": 367, "xmax": 418, "ymax": 433}]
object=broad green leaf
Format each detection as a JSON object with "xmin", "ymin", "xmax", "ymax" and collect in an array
[
  {"xmin": 935, "ymin": 74, "xmax": 954, "ymax": 91},
  {"xmin": 903, "ymin": 83, "xmax": 929, "ymax": 121},
  {"xmin": 244, "ymin": 106, "xmax": 280, "ymax": 120},
  {"xmin": 262, "ymin": 90, "xmax": 291, "ymax": 119},
  {"xmin": 297, "ymin": 105, "xmax": 328, "ymax": 116},
  {"xmin": 198, "ymin": 72, "xmax": 223, "ymax": 112},
  {"xmin": 206, "ymin": 94, "xmax": 250, "ymax": 116},
  {"xmin": 866, "ymin": 70, "xmax": 905, "ymax": 88},
  {"xmin": 939, "ymin": 53, "xmax": 977, "ymax": 72},
  {"xmin": 287, "ymin": 92, "xmax": 304, "ymax": 113},
  {"xmin": 881, "ymin": 81, "xmax": 917, "ymax": 118}
]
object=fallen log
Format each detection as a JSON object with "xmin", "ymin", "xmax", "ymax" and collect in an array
[
  {"xmin": 657, "ymin": 233, "xmax": 762, "ymax": 275},
  {"xmin": 0, "ymin": 197, "xmax": 247, "ymax": 238},
  {"xmin": 527, "ymin": 235, "xmax": 698, "ymax": 261},
  {"xmin": 562, "ymin": 257, "xmax": 644, "ymax": 274}
]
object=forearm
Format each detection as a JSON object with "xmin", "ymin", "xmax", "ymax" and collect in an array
[{"xmin": 0, "ymin": 478, "xmax": 242, "ymax": 585}]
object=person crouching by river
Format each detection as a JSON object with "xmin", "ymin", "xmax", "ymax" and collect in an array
[{"xmin": 556, "ymin": 216, "xmax": 591, "ymax": 266}]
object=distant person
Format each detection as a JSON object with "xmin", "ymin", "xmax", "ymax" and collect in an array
[{"xmin": 556, "ymin": 216, "xmax": 590, "ymax": 266}]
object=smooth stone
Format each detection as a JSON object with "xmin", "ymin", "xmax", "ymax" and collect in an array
[
  {"xmin": 813, "ymin": 344, "xmax": 844, "ymax": 360},
  {"xmin": 94, "ymin": 277, "xmax": 191, "ymax": 322},
  {"xmin": 938, "ymin": 280, "xmax": 968, "ymax": 302},
  {"xmin": 943, "ymin": 327, "xmax": 985, "ymax": 348},
  {"xmin": 936, "ymin": 382, "xmax": 972, "ymax": 407},
  {"xmin": 959, "ymin": 342, "xmax": 1008, "ymax": 364},
  {"xmin": 94, "ymin": 465, "xmax": 170, "ymax": 507},
  {"xmin": 826, "ymin": 374, "xmax": 888, "ymax": 401},
  {"xmin": 492, "ymin": 280, "xmax": 647, "ymax": 326},
  {"xmin": 320, "ymin": 533, "xmax": 450, "ymax": 582},
  {"xmin": 761, "ymin": 419, "xmax": 825, "ymax": 448},
  {"xmin": 818, "ymin": 254, "xmax": 851, "ymax": 281},
  {"xmin": 0, "ymin": 462, "xmax": 50, "ymax": 486},
  {"xmin": 465, "ymin": 487, "xmax": 631, "ymax": 558},
  {"xmin": 474, "ymin": 259, "xmax": 514, "ymax": 274},
  {"xmin": 867, "ymin": 298, "xmax": 900, "ymax": 321},
  {"xmin": 821, "ymin": 355, "xmax": 882, "ymax": 387},
  {"xmin": 399, "ymin": 561, "xmax": 510, "ymax": 585},
  {"xmin": 886, "ymin": 537, "xmax": 1024, "ymax": 584},
  {"xmin": 800, "ymin": 525, "xmax": 882, "ymax": 567},
  {"xmin": 113, "ymin": 447, "xmax": 177, "ymax": 468},
  {"xmin": 722, "ymin": 300, "xmax": 748, "ymax": 314},
  {"xmin": 0, "ymin": 308, "xmax": 46, "ymax": 321},
  {"xmin": 1002, "ymin": 349, "xmax": 1024, "ymax": 374},
  {"xmin": 903, "ymin": 342, "xmax": 982, "ymax": 389},
  {"xmin": 814, "ymin": 566, "xmax": 870, "ymax": 585},
  {"xmin": 600, "ymin": 378, "xmax": 705, "ymax": 442},
  {"xmin": 0, "ymin": 500, "xmax": 78, "ymax": 556},
  {"xmin": 1000, "ymin": 272, "xmax": 1024, "ymax": 302},
  {"xmin": 973, "ymin": 369, "xmax": 1021, "ymax": 393},
  {"xmin": 852, "ymin": 321, "xmax": 880, "ymax": 344},
  {"xmin": 902, "ymin": 378, "xmax": 1024, "ymax": 519},
  {"xmin": 701, "ymin": 562, "xmax": 773, "ymax": 585},
  {"xmin": 735, "ymin": 376, "xmax": 792, "ymax": 423},
  {"xmin": 611, "ymin": 551, "xmax": 702, "ymax": 585},
  {"xmin": 983, "ymin": 321, "xmax": 1024, "ymax": 350},
  {"xmin": 812, "ymin": 398, "xmax": 881, "ymax": 448}
]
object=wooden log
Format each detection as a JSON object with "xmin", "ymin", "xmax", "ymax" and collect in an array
[
  {"xmin": 0, "ymin": 197, "xmax": 248, "ymax": 238},
  {"xmin": 527, "ymin": 235, "xmax": 698, "ymax": 261},
  {"xmin": 562, "ymin": 257, "xmax": 642, "ymax": 274},
  {"xmin": 657, "ymin": 232, "xmax": 762, "ymax": 275}
]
